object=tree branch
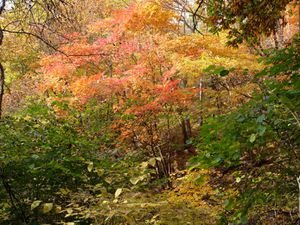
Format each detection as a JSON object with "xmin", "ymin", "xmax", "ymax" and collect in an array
[
  {"xmin": 2, "ymin": 28, "xmax": 107, "ymax": 58},
  {"xmin": 0, "ymin": 0, "xmax": 5, "ymax": 15}
]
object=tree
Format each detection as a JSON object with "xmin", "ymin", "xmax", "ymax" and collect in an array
[
  {"xmin": 0, "ymin": 0, "xmax": 79, "ymax": 222},
  {"xmin": 0, "ymin": 0, "xmax": 6, "ymax": 117},
  {"xmin": 163, "ymin": 0, "xmax": 299, "ymax": 47},
  {"xmin": 39, "ymin": 1, "xmax": 194, "ymax": 178},
  {"xmin": 190, "ymin": 34, "xmax": 300, "ymax": 224},
  {"xmin": 0, "ymin": 0, "xmax": 85, "ymax": 117}
]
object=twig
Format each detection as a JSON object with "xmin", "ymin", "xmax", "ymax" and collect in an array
[{"xmin": 297, "ymin": 176, "xmax": 300, "ymax": 218}]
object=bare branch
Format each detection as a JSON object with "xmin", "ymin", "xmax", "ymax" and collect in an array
[
  {"xmin": 192, "ymin": 0, "xmax": 205, "ymax": 33},
  {"xmin": 0, "ymin": 0, "xmax": 5, "ymax": 15},
  {"xmin": 2, "ymin": 28, "xmax": 107, "ymax": 58}
]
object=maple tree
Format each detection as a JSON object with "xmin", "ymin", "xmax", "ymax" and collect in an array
[
  {"xmin": 40, "ymin": 1, "xmax": 196, "ymax": 178},
  {"xmin": 39, "ymin": 0, "xmax": 262, "ymax": 177}
]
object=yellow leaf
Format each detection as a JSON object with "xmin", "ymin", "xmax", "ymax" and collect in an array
[
  {"xmin": 104, "ymin": 177, "xmax": 112, "ymax": 184},
  {"xmin": 67, "ymin": 208, "xmax": 73, "ymax": 214},
  {"xmin": 115, "ymin": 188, "xmax": 123, "ymax": 198},
  {"xmin": 42, "ymin": 203, "xmax": 53, "ymax": 213},
  {"xmin": 130, "ymin": 176, "xmax": 140, "ymax": 185},
  {"xmin": 31, "ymin": 200, "xmax": 42, "ymax": 210},
  {"xmin": 87, "ymin": 162, "xmax": 93, "ymax": 172},
  {"xmin": 55, "ymin": 205, "xmax": 62, "ymax": 213}
]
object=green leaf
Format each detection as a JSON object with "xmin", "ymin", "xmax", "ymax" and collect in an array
[
  {"xmin": 31, "ymin": 200, "xmax": 42, "ymax": 210},
  {"xmin": 223, "ymin": 198, "xmax": 235, "ymax": 211},
  {"xmin": 258, "ymin": 126, "xmax": 266, "ymax": 136},
  {"xmin": 243, "ymin": 68, "xmax": 249, "ymax": 75},
  {"xmin": 256, "ymin": 115, "xmax": 265, "ymax": 123},
  {"xmin": 148, "ymin": 158, "xmax": 156, "ymax": 167},
  {"xmin": 203, "ymin": 65, "xmax": 216, "ymax": 73},
  {"xmin": 195, "ymin": 174, "xmax": 207, "ymax": 186},
  {"xmin": 186, "ymin": 139, "xmax": 193, "ymax": 145},
  {"xmin": 31, "ymin": 154, "xmax": 39, "ymax": 160},
  {"xmin": 249, "ymin": 134, "xmax": 256, "ymax": 143},
  {"xmin": 220, "ymin": 69, "xmax": 230, "ymax": 76}
]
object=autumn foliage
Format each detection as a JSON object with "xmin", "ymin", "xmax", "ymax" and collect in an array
[
  {"xmin": 1, "ymin": 0, "xmax": 299, "ymax": 224},
  {"xmin": 40, "ymin": 1, "xmax": 261, "ymax": 159}
]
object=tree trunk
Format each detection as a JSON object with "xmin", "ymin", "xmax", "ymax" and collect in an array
[
  {"xmin": 0, "ymin": 1, "xmax": 5, "ymax": 118},
  {"xmin": 0, "ymin": 63, "xmax": 4, "ymax": 118},
  {"xmin": 181, "ymin": 119, "xmax": 188, "ymax": 145},
  {"xmin": 186, "ymin": 118, "xmax": 192, "ymax": 139},
  {"xmin": 181, "ymin": 118, "xmax": 192, "ymax": 146},
  {"xmin": 273, "ymin": 30, "xmax": 279, "ymax": 49}
]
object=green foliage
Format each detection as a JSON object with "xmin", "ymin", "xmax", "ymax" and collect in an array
[
  {"xmin": 0, "ymin": 100, "xmax": 173, "ymax": 224},
  {"xmin": 190, "ymin": 115, "xmax": 241, "ymax": 168},
  {"xmin": 203, "ymin": 65, "xmax": 232, "ymax": 77},
  {"xmin": 0, "ymin": 104, "xmax": 90, "ymax": 223},
  {"xmin": 191, "ymin": 35, "xmax": 300, "ymax": 224},
  {"xmin": 0, "ymin": 102, "xmax": 127, "ymax": 223}
]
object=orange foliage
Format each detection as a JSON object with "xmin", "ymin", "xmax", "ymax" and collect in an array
[
  {"xmin": 39, "ymin": 0, "xmax": 260, "ymax": 153},
  {"xmin": 39, "ymin": 1, "xmax": 195, "ymax": 151}
]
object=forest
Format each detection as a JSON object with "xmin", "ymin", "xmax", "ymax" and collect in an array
[{"xmin": 0, "ymin": 0, "xmax": 299, "ymax": 224}]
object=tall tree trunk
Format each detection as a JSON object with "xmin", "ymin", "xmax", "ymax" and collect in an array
[
  {"xmin": 181, "ymin": 119, "xmax": 188, "ymax": 145},
  {"xmin": 186, "ymin": 118, "xmax": 192, "ymax": 138},
  {"xmin": 0, "ymin": 0, "xmax": 5, "ymax": 118},
  {"xmin": 181, "ymin": 118, "xmax": 191, "ymax": 146},
  {"xmin": 199, "ymin": 78, "xmax": 204, "ymax": 126},
  {"xmin": 273, "ymin": 30, "xmax": 279, "ymax": 49},
  {"xmin": 299, "ymin": 4, "xmax": 300, "ymax": 31},
  {"xmin": 278, "ymin": 19, "xmax": 285, "ymax": 48},
  {"xmin": 0, "ymin": 63, "xmax": 4, "ymax": 118}
]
